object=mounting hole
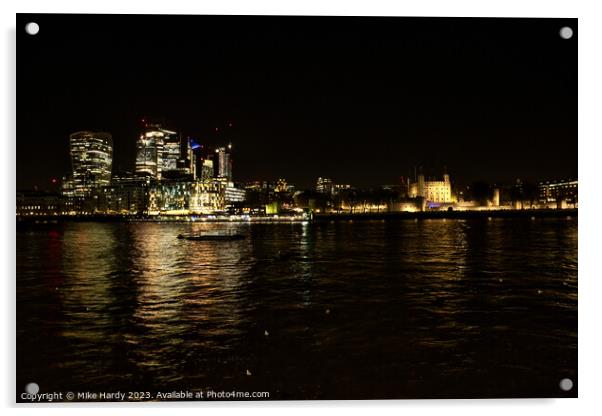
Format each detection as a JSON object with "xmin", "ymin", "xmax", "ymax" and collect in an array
[
  {"xmin": 25, "ymin": 22, "xmax": 40, "ymax": 35},
  {"xmin": 559, "ymin": 26, "xmax": 573, "ymax": 40},
  {"xmin": 559, "ymin": 378, "xmax": 573, "ymax": 391},
  {"xmin": 25, "ymin": 382, "xmax": 39, "ymax": 395}
]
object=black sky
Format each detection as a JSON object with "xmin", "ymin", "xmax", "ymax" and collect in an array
[{"xmin": 17, "ymin": 14, "xmax": 577, "ymax": 190}]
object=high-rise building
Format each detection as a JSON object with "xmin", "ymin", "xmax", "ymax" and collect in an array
[
  {"xmin": 179, "ymin": 137, "xmax": 195, "ymax": 178},
  {"xmin": 68, "ymin": 131, "xmax": 113, "ymax": 197},
  {"xmin": 215, "ymin": 144, "xmax": 232, "ymax": 181},
  {"xmin": 161, "ymin": 130, "xmax": 182, "ymax": 172},
  {"xmin": 136, "ymin": 125, "xmax": 165, "ymax": 179},
  {"xmin": 190, "ymin": 138, "xmax": 204, "ymax": 180},
  {"xmin": 136, "ymin": 123, "xmax": 194, "ymax": 180}
]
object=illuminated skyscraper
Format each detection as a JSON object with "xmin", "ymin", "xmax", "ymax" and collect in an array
[
  {"xmin": 161, "ymin": 130, "xmax": 182, "ymax": 172},
  {"xmin": 136, "ymin": 123, "xmax": 193, "ymax": 180},
  {"xmin": 136, "ymin": 125, "xmax": 165, "ymax": 179},
  {"xmin": 68, "ymin": 131, "xmax": 113, "ymax": 196},
  {"xmin": 215, "ymin": 144, "xmax": 232, "ymax": 181},
  {"xmin": 179, "ymin": 137, "xmax": 195, "ymax": 178}
]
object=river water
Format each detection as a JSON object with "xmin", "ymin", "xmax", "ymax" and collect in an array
[{"xmin": 16, "ymin": 217, "xmax": 577, "ymax": 400}]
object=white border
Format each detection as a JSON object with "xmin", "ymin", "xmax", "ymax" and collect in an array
[{"xmin": 3, "ymin": 1, "xmax": 601, "ymax": 415}]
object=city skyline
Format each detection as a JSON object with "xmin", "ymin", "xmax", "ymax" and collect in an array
[
  {"xmin": 19, "ymin": 119, "xmax": 578, "ymax": 195},
  {"xmin": 17, "ymin": 15, "xmax": 577, "ymax": 190},
  {"xmin": 16, "ymin": 120, "xmax": 578, "ymax": 218}
]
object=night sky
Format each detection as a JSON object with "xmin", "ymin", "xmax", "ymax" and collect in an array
[{"xmin": 17, "ymin": 14, "xmax": 577, "ymax": 190}]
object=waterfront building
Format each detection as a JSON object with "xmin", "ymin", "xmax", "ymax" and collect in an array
[
  {"xmin": 148, "ymin": 180, "xmax": 191, "ymax": 214},
  {"xmin": 242, "ymin": 181, "xmax": 274, "ymax": 211},
  {"xmin": 146, "ymin": 179, "xmax": 229, "ymax": 215},
  {"xmin": 96, "ymin": 173, "xmax": 152, "ymax": 215},
  {"xmin": 409, "ymin": 169, "xmax": 453, "ymax": 203},
  {"xmin": 189, "ymin": 180, "xmax": 226, "ymax": 214},
  {"xmin": 16, "ymin": 191, "xmax": 63, "ymax": 216},
  {"xmin": 215, "ymin": 177, "xmax": 246, "ymax": 205},
  {"xmin": 224, "ymin": 184, "xmax": 246, "ymax": 205},
  {"xmin": 68, "ymin": 131, "xmax": 113, "ymax": 197},
  {"xmin": 539, "ymin": 179, "xmax": 578, "ymax": 207}
]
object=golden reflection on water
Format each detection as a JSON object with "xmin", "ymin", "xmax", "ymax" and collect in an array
[
  {"xmin": 59, "ymin": 223, "xmax": 117, "ymax": 343},
  {"xmin": 124, "ymin": 223, "xmax": 256, "ymax": 378},
  {"xmin": 17, "ymin": 218, "xmax": 578, "ymax": 397}
]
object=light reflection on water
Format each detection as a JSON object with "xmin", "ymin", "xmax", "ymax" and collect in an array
[{"xmin": 17, "ymin": 218, "xmax": 577, "ymax": 399}]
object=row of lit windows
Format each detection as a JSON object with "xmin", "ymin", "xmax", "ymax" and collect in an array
[{"xmin": 18, "ymin": 205, "xmax": 54, "ymax": 210}]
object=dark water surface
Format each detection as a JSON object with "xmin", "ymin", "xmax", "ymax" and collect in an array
[{"xmin": 16, "ymin": 218, "xmax": 577, "ymax": 400}]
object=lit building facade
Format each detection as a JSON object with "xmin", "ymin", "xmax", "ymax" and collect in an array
[
  {"xmin": 189, "ymin": 181, "xmax": 225, "ymax": 214},
  {"xmin": 16, "ymin": 191, "xmax": 63, "ymax": 216},
  {"xmin": 161, "ymin": 131, "xmax": 183, "ymax": 172},
  {"xmin": 333, "ymin": 184, "xmax": 351, "ymax": 195},
  {"xmin": 214, "ymin": 177, "xmax": 246, "ymax": 206},
  {"xmin": 68, "ymin": 131, "xmax": 113, "ymax": 197},
  {"xmin": 148, "ymin": 180, "xmax": 191, "ymax": 214},
  {"xmin": 201, "ymin": 159, "xmax": 214, "ymax": 181},
  {"xmin": 136, "ymin": 124, "xmax": 194, "ymax": 180},
  {"xmin": 224, "ymin": 184, "xmax": 246, "ymax": 205},
  {"xmin": 215, "ymin": 145, "xmax": 233, "ymax": 181},
  {"xmin": 539, "ymin": 179, "xmax": 578, "ymax": 206},
  {"xmin": 275, "ymin": 178, "xmax": 288, "ymax": 193},
  {"xmin": 316, "ymin": 177, "xmax": 334, "ymax": 195},
  {"xmin": 409, "ymin": 170, "xmax": 452, "ymax": 203},
  {"xmin": 96, "ymin": 173, "xmax": 151, "ymax": 215},
  {"xmin": 136, "ymin": 127, "xmax": 164, "ymax": 179},
  {"xmin": 147, "ymin": 179, "xmax": 229, "ymax": 215}
]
